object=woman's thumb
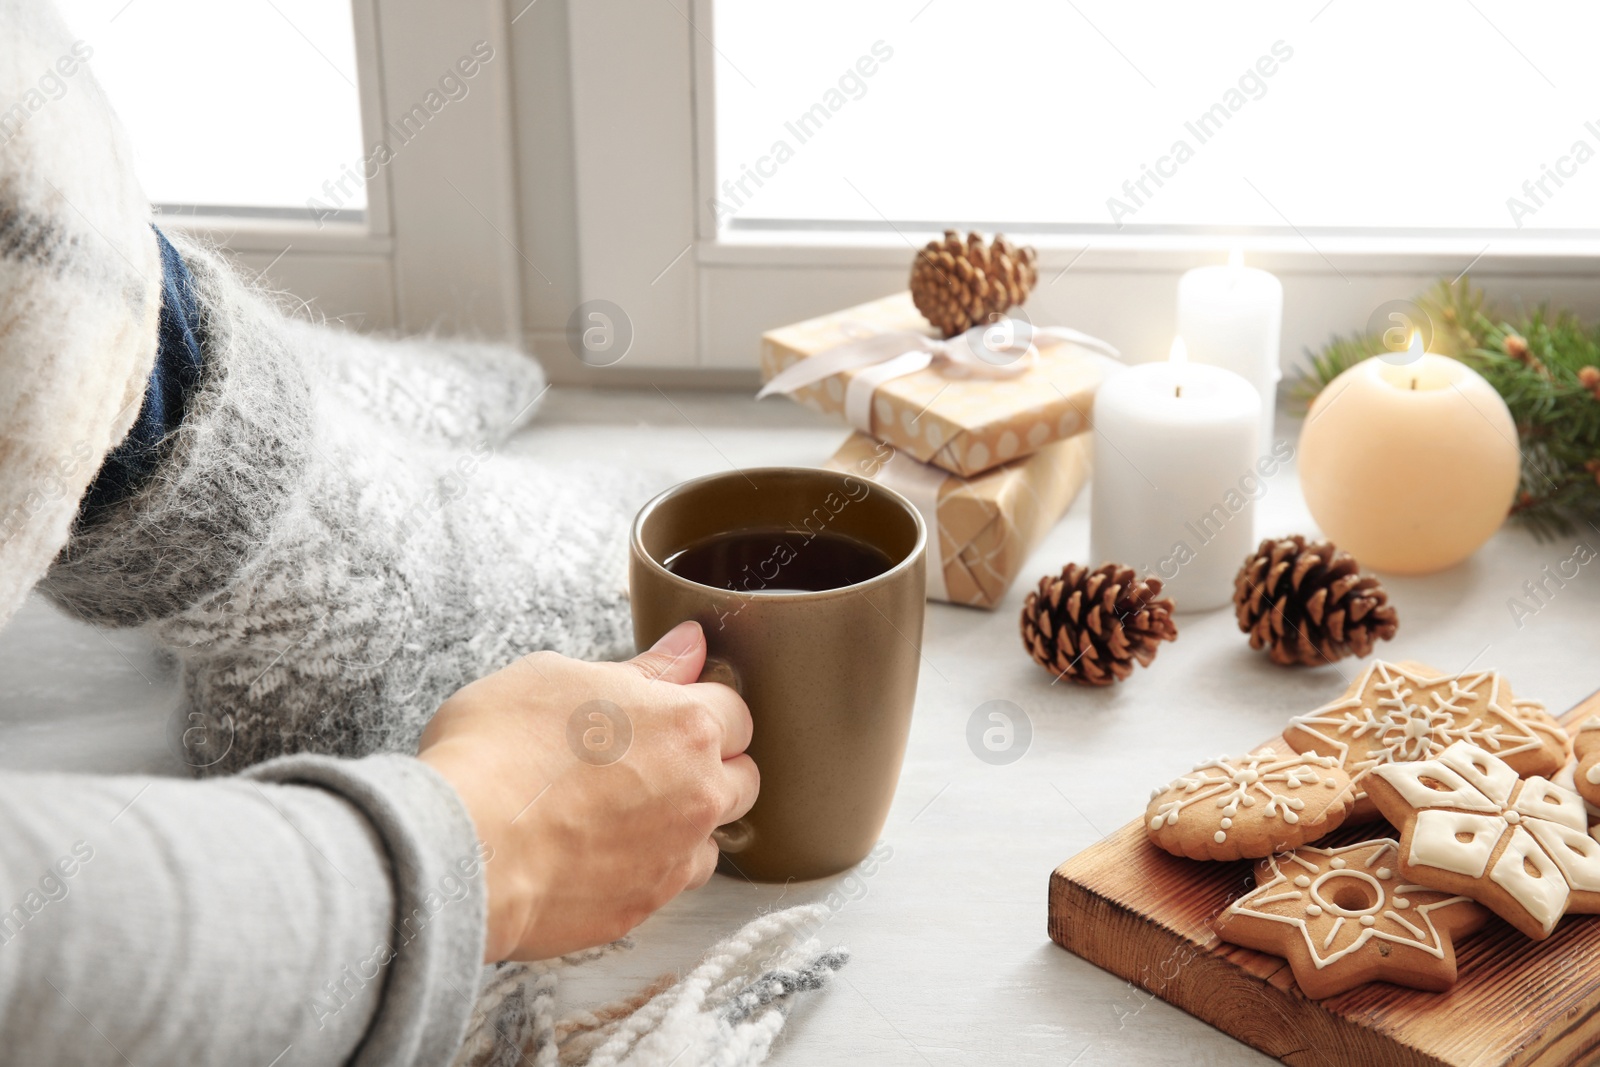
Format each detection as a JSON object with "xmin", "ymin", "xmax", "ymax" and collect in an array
[{"xmin": 628, "ymin": 620, "xmax": 707, "ymax": 684}]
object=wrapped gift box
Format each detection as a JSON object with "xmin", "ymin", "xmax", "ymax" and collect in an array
[
  {"xmin": 762, "ymin": 292, "xmax": 1109, "ymax": 478},
  {"xmin": 826, "ymin": 430, "xmax": 1091, "ymax": 609}
]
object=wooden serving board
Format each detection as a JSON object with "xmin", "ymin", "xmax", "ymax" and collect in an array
[{"xmin": 1048, "ymin": 688, "xmax": 1600, "ymax": 1067}]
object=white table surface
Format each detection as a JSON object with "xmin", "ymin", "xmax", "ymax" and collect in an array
[{"xmin": 4, "ymin": 387, "xmax": 1598, "ymax": 1066}]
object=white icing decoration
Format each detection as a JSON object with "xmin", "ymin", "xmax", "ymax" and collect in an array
[
  {"xmin": 1286, "ymin": 663, "xmax": 1543, "ymax": 793},
  {"xmin": 1385, "ymin": 741, "xmax": 1595, "ymax": 935},
  {"xmin": 1294, "ymin": 876, "xmax": 1311, "ymax": 888},
  {"xmin": 1438, "ymin": 741, "xmax": 1520, "ymax": 806},
  {"xmin": 1376, "ymin": 868, "xmax": 1393, "ymax": 880},
  {"xmin": 1385, "ymin": 910, "xmax": 1422, "ymax": 935},
  {"xmin": 1149, "ymin": 753, "xmax": 1342, "ymax": 845},
  {"xmin": 1410, "ymin": 810, "xmax": 1504, "ymax": 877},
  {"xmin": 1587, "ymin": 763, "xmax": 1600, "ymax": 786},
  {"xmin": 1524, "ymin": 818, "xmax": 1600, "ymax": 892},
  {"xmin": 1310, "ymin": 871, "xmax": 1383, "ymax": 917},
  {"xmin": 1373, "ymin": 760, "xmax": 1502, "ymax": 814},
  {"xmin": 1253, "ymin": 891, "xmax": 1303, "ymax": 905},
  {"xmin": 1221, "ymin": 838, "xmax": 1478, "ymax": 971},
  {"xmin": 1363, "ymin": 841, "xmax": 1396, "ymax": 868},
  {"xmin": 1489, "ymin": 826, "xmax": 1568, "ymax": 933},
  {"xmin": 1513, "ymin": 777, "xmax": 1588, "ymax": 831}
]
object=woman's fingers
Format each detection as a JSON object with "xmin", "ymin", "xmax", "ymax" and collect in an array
[
  {"xmin": 686, "ymin": 839, "xmax": 720, "ymax": 890},
  {"xmin": 691, "ymin": 681, "xmax": 754, "ymax": 759},
  {"xmin": 717, "ymin": 752, "xmax": 760, "ymax": 825}
]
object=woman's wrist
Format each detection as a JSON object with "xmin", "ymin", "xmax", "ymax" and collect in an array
[{"xmin": 420, "ymin": 742, "xmax": 535, "ymax": 963}]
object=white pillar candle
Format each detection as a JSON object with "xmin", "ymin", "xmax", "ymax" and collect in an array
[
  {"xmin": 1090, "ymin": 340, "xmax": 1262, "ymax": 613},
  {"xmin": 1176, "ymin": 249, "xmax": 1283, "ymax": 449}
]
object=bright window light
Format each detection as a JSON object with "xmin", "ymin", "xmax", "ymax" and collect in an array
[
  {"xmin": 55, "ymin": 0, "xmax": 366, "ymax": 219},
  {"xmin": 712, "ymin": 0, "xmax": 1600, "ymax": 237}
]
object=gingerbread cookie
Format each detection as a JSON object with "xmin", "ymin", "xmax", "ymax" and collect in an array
[
  {"xmin": 1214, "ymin": 838, "xmax": 1489, "ymax": 999},
  {"xmin": 1571, "ymin": 718, "xmax": 1600, "ymax": 809},
  {"xmin": 1284, "ymin": 661, "xmax": 1561, "ymax": 821},
  {"xmin": 1366, "ymin": 739, "xmax": 1600, "ymax": 939},
  {"xmin": 1510, "ymin": 692, "xmax": 1572, "ymax": 770},
  {"xmin": 1145, "ymin": 751, "xmax": 1353, "ymax": 861}
]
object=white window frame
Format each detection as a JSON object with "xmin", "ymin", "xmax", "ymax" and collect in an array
[
  {"xmin": 565, "ymin": 0, "xmax": 1600, "ymax": 377},
  {"xmin": 159, "ymin": 0, "xmax": 524, "ymax": 341}
]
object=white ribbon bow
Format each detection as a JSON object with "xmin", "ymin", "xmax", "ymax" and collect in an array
[{"xmin": 756, "ymin": 317, "xmax": 1121, "ymax": 435}]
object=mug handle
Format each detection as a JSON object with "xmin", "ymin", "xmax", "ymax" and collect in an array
[{"xmin": 698, "ymin": 655, "xmax": 754, "ymax": 855}]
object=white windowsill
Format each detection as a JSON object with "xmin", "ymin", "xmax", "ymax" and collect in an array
[
  {"xmin": 701, "ymin": 227, "xmax": 1600, "ymax": 276},
  {"xmin": 155, "ymin": 214, "xmax": 394, "ymax": 257}
]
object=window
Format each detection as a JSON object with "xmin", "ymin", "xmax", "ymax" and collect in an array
[
  {"xmin": 565, "ymin": 0, "xmax": 1600, "ymax": 374},
  {"xmin": 57, "ymin": 0, "xmax": 366, "ymax": 221},
  {"xmin": 43, "ymin": 0, "xmax": 525, "ymax": 343},
  {"xmin": 713, "ymin": 0, "xmax": 1600, "ymax": 237}
]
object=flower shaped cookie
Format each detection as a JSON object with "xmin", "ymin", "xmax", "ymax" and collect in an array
[
  {"xmin": 1366, "ymin": 739, "xmax": 1600, "ymax": 939},
  {"xmin": 1214, "ymin": 838, "xmax": 1489, "ymax": 998},
  {"xmin": 1145, "ymin": 751, "xmax": 1353, "ymax": 861},
  {"xmin": 1285, "ymin": 661, "xmax": 1562, "ymax": 820}
]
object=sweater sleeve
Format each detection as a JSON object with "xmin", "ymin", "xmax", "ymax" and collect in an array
[{"xmin": 0, "ymin": 753, "xmax": 487, "ymax": 1067}]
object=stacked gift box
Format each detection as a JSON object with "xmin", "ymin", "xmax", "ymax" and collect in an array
[{"xmin": 759, "ymin": 291, "xmax": 1114, "ymax": 609}]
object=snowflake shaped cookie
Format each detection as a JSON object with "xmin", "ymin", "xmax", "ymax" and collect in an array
[
  {"xmin": 1284, "ymin": 661, "xmax": 1561, "ymax": 820},
  {"xmin": 1145, "ymin": 750, "xmax": 1353, "ymax": 861},
  {"xmin": 1214, "ymin": 838, "xmax": 1489, "ymax": 999},
  {"xmin": 1366, "ymin": 739, "xmax": 1600, "ymax": 939}
]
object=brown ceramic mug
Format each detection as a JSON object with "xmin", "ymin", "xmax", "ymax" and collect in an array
[{"xmin": 629, "ymin": 466, "xmax": 926, "ymax": 882}]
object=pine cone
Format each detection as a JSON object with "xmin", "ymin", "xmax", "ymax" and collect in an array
[
  {"xmin": 910, "ymin": 230, "xmax": 1038, "ymax": 339},
  {"xmin": 1020, "ymin": 563, "xmax": 1177, "ymax": 686},
  {"xmin": 1233, "ymin": 535, "xmax": 1398, "ymax": 667}
]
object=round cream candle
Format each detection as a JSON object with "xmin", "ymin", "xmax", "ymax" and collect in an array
[
  {"xmin": 1091, "ymin": 339, "xmax": 1261, "ymax": 612},
  {"xmin": 1176, "ymin": 249, "xmax": 1283, "ymax": 450},
  {"xmin": 1298, "ymin": 338, "xmax": 1519, "ymax": 575}
]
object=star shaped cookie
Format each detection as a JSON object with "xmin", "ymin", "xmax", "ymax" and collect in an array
[
  {"xmin": 1213, "ymin": 838, "xmax": 1489, "ymax": 999},
  {"xmin": 1145, "ymin": 751, "xmax": 1353, "ymax": 861},
  {"xmin": 1366, "ymin": 740, "xmax": 1600, "ymax": 939},
  {"xmin": 1284, "ymin": 661, "xmax": 1561, "ymax": 820}
]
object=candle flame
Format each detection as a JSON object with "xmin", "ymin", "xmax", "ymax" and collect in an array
[
  {"xmin": 1407, "ymin": 329, "xmax": 1425, "ymax": 360},
  {"xmin": 1228, "ymin": 247, "xmax": 1244, "ymax": 270},
  {"xmin": 1169, "ymin": 336, "xmax": 1188, "ymax": 367}
]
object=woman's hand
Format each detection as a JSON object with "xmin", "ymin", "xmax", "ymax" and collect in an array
[{"xmin": 417, "ymin": 621, "xmax": 757, "ymax": 962}]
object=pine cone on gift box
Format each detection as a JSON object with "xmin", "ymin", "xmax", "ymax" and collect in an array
[
  {"xmin": 910, "ymin": 230, "xmax": 1038, "ymax": 339},
  {"xmin": 1020, "ymin": 563, "xmax": 1178, "ymax": 686},
  {"xmin": 1233, "ymin": 535, "xmax": 1398, "ymax": 667}
]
